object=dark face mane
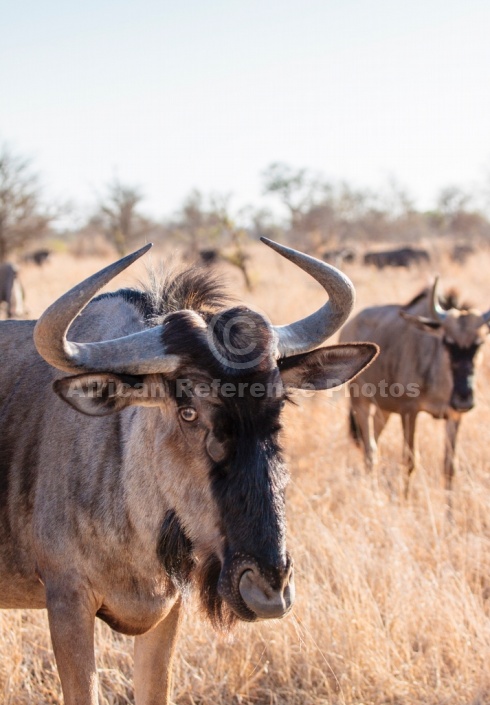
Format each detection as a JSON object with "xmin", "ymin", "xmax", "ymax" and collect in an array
[
  {"xmin": 443, "ymin": 336, "xmax": 482, "ymax": 411},
  {"xmin": 148, "ymin": 297, "xmax": 289, "ymax": 628}
]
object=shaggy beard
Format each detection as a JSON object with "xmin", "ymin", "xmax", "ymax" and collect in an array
[{"xmin": 193, "ymin": 554, "xmax": 238, "ymax": 632}]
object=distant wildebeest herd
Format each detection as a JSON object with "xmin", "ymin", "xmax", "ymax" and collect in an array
[
  {"xmin": 322, "ymin": 242, "xmax": 474, "ymax": 269},
  {"xmin": 0, "ymin": 236, "xmax": 486, "ymax": 703},
  {"xmin": 321, "ymin": 244, "xmax": 432, "ymax": 268}
]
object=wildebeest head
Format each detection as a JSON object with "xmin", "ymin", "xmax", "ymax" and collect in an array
[
  {"xmin": 401, "ymin": 278, "xmax": 490, "ymax": 413},
  {"xmin": 33, "ymin": 239, "xmax": 377, "ymax": 626}
]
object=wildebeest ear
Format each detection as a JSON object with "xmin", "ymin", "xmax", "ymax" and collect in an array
[
  {"xmin": 399, "ymin": 310, "xmax": 442, "ymax": 333},
  {"xmin": 53, "ymin": 373, "xmax": 162, "ymax": 416},
  {"xmin": 278, "ymin": 343, "xmax": 379, "ymax": 391}
]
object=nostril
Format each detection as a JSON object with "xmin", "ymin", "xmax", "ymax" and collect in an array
[{"xmin": 238, "ymin": 561, "xmax": 293, "ymax": 591}]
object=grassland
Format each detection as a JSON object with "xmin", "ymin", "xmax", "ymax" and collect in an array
[{"xmin": 1, "ymin": 243, "xmax": 490, "ymax": 704}]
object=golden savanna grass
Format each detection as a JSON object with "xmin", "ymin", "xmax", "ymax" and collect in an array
[{"xmin": 2, "ymin": 243, "xmax": 490, "ymax": 704}]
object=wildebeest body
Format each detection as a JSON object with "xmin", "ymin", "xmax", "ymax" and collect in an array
[
  {"xmin": 322, "ymin": 248, "xmax": 356, "ymax": 266},
  {"xmin": 23, "ymin": 248, "xmax": 52, "ymax": 266},
  {"xmin": 340, "ymin": 284, "xmax": 490, "ymax": 493},
  {"xmin": 363, "ymin": 246, "xmax": 430, "ymax": 269}
]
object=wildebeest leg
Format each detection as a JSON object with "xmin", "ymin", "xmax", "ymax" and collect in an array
[
  {"xmin": 9, "ymin": 279, "xmax": 25, "ymax": 318},
  {"xmin": 373, "ymin": 408, "xmax": 390, "ymax": 442},
  {"xmin": 134, "ymin": 597, "xmax": 182, "ymax": 705},
  {"xmin": 350, "ymin": 399, "xmax": 377, "ymax": 470},
  {"xmin": 444, "ymin": 417, "xmax": 461, "ymax": 492},
  {"xmin": 46, "ymin": 586, "xmax": 98, "ymax": 705},
  {"xmin": 402, "ymin": 412, "xmax": 417, "ymax": 497},
  {"xmin": 6, "ymin": 288, "xmax": 14, "ymax": 318}
]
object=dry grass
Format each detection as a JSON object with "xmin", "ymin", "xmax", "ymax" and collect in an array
[{"xmin": 2, "ymin": 243, "xmax": 490, "ymax": 704}]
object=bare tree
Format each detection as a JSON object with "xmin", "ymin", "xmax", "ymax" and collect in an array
[
  {"xmin": 262, "ymin": 162, "xmax": 333, "ymax": 250},
  {"xmin": 261, "ymin": 162, "xmax": 324, "ymax": 221},
  {"xmin": 437, "ymin": 185, "xmax": 471, "ymax": 216},
  {"xmin": 172, "ymin": 190, "xmax": 234, "ymax": 257},
  {"xmin": 0, "ymin": 144, "xmax": 52, "ymax": 262},
  {"xmin": 432, "ymin": 185, "xmax": 489, "ymax": 239},
  {"xmin": 177, "ymin": 189, "xmax": 206, "ymax": 257},
  {"xmin": 381, "ymin": 175, "xmax": 414, "ymax": 217},
  {"xmin": 98, "ymin": 179, "xmax": 148, "ymax": 256},
  {"xmin": 171, "ymin": 191, "xmax": 254, "ymax": 288}
]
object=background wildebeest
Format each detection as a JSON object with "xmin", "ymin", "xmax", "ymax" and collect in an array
[
  {"xmin": 363, "ymin": 246, "xmax": 430, "ymax": 269},
  {"xmin": 199, "ymin": 248, "xmax": 220, "ymax": 265},
  {"xmin": 0, "ymin": 262, "xmax": 25, "ymax": 318},
  {"xmin": 0, "ymin": 239, "xmax": 376, "ymax": 704},
  {"xmin": 23, "ymin": 248, "xmax": 52, "ymax": 266},
  {"xmin": 450, "ymin": 243, "xmax": 474, "ymax": 265},
  {"xmin": 340, "ymin": 279, "xmax": 490, "ymax": 494},
  {"xmin": 322, "ymin": 247, "xmax": 356, "ymax": 266}
]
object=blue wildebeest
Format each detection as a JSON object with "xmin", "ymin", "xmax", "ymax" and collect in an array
[
  {"xmin": 0, "ymin": 239, "xmax": 377, "ymax": 704},
  {"xmin": 451, "ymin": 243, "xmax": 474, "ymax": 265},
  {"xmin": 23, "ymin": 248, "xmax": 52, "ymax": 266},
  {"xmin": 322, "ymin": 247, "xmax": 356, "ymax": 266},
  {"xmin": 340, "ymin": 279, "xmax": 490, "ymax": 494},
  {"xmin": 363, "ymin": 246, "xmax": 430, "ymax": 269},
  {"xmin": 0, "ymin": 262, "xmax": 25, "ymax": 318}
]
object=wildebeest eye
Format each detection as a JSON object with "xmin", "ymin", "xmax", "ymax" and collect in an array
[{"xmin": 180, "ymin": 407, "xmax": 198, "ymax": 422}]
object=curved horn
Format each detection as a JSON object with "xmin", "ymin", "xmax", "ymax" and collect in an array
[
  {"xmin": 260, "ymin": 237, "xmax": 355, "ymax": 357},
  {"xmin": 430, "ymin": 276, "xmax": 447, "ymax": 322},
  {"xmin": 34, "ymin": 244, "xmax": 179, "ymax": 375}
]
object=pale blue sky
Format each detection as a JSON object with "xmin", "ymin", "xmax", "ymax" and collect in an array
[{"xmin": 2, "ymin": 0, "xmax": 490, "ymax": 220}]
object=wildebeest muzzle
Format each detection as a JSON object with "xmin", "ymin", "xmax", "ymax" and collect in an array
[
  {"xmin": 450, "ymin": 388, "xmax": 474, "ymax": 412},
  {"xmin": 446, "ymin": 342, "xmax": 477, "ymax": 413},
  {"xmin": 218, "ymin": 552, "xmax": 295, "ymax": 621}
]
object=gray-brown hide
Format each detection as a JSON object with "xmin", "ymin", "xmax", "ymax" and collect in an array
[
  {"xmin": 0, "ymin": 262, "xmax": 25, "ymax": 318},
  {"xmin": 0, "ymin": 239, "xmax": 377, "ymax": 705},
  {"xmin": 340, "ymin": 281, "xmax": 490, "ymax": 492}
]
